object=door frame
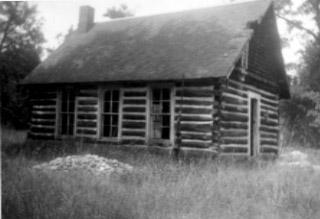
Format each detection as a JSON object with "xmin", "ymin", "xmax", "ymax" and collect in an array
[{"xmin": 247, "ymin": 91, "xmax": 261, "ymax": 156}]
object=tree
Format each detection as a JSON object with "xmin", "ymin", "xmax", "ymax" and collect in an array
[
  {"xmin": 104, "ymin": 4, "xmax": 134, "ymax": 19},
  {"xmin": 0, "ymin": 2, "xmax": 45, "ymax": 128},
  {"xmin": 276, "ymin": 0, "xmax": 320, "ymax": 147}
]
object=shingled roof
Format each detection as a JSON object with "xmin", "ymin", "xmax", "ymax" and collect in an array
[{"xmin": 24, "ymin": 0, "xmax": 273, "ymax": 84}]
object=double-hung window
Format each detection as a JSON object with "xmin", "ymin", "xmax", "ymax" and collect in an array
[
  {"xmin": 102, "ymin": 89, "xmax": 120, "ymax": 138},
  {"xmin": 60, "ymin": 88, "xmax": 76, "ymax": 135}
]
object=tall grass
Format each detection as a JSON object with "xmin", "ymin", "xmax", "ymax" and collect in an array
[{"xmin": 2, "ymin": 128, "xmax": 320, "ymax": 219}]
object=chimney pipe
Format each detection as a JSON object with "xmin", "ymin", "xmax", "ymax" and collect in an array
[{"xmin": 78, "ymin": 6, "xmax": 94, "ymax": 33}]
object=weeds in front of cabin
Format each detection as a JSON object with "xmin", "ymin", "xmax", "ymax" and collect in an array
[{"xmin": 2, "ymin": 127, "xmax": 320, "ymax": 219}]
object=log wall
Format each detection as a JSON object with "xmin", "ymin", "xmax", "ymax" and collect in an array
[
  {"xmin": 75, "ymin": 88, "xmax": 99, "ymax": 138},
  {"xmin": 221, "ymin": 78, "xmax": 279, "ymax": 155},
  {"xmin": 174, "ymin": 84, "xmax": 217, "ymax": 150},
  {"xmin": 29, "ymin": 89, "xmax": 58, "ymax": 139}
]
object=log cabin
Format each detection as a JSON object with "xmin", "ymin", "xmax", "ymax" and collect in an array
[{"xmin": 22, "ymin": 0, "xmax": 290, "ymax": 157}]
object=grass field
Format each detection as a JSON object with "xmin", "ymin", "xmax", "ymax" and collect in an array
[{"xmin": 2, "ymin": 127, "xmax": 320, "ymax": 219}]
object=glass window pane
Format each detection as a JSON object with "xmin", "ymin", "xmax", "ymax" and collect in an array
[
  {"xmin": 61, "ymin": 101, "xmax": 68, "ymax": 112},
  {"xmin": 112, "ymin": 102, "xmax": 119, "ymax": 113},
  {"xmin": 103, "ymin": 125, "xmax": 110, "ymax": 137},
  {"xmin": 152, "ymin": 121, "xmax": 161, "ymax": 139},
  {"xmin": 69, "ymin": 101, "xmax": 75, "ymax": 113},
  {"xmin": 112, "ymin": 115, "xmax": 118, "ymax": 126},
  {"xmin": 162, "ymin": 88, "xmax": 170, "ymax": 100},
  {"xmin": 111, "ymin": 127, "xmax": 118, "ymax": 137},
  {"xmin": 153, "ymin": 89, "xmax": 161, "ymax": 101},
  {"xmin": 104, "ymin": 102, "xmax": 110, "ymax": 113},
  {"xmin": 104, "ymin": 115, "xmax": 111, "ymax": 127},
  {"xmin": 163, "ymin": 101, "xmax": 170, "ymax": 113},
  {"xmin": 61, "ymin": 114, "xmax": 68, "ymax": 135},
  {"xmin": 113, "ymin": 90, "xmax": 120, "ymax": 101},
  {"xmin": 104, "ymin": 90, "xmax": 111, "ymax": 102},
  {"xmin": 68, "ymin": 114, "xmax": 74, "ymax": 135},
  {"xmin": 162, "ymin": 127, "xmax": 170, "ymax": 139},
  {"xmin": 162, "ymin": 115, "xmax": 170, "ymax": 127},
  {"xmin": 152, "ymin": 102, "xmax": 161, "ymax": 113},
  {"xmin": 61, "ymin": 90, "xmax": 68, "ymax": 101}
]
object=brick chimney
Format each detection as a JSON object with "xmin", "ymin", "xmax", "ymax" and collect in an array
[{"xmin": 78, "ymin": 6, "xmax": 94, "ymax": 33}]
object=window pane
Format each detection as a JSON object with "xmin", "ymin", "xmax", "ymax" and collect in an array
[
  {"xmin": 113, "ymin": 90, "xmax": 120, "ymax": 101},
  {"xmin": 104, "ymin": 102, "xmax": 110, "ymax": 113},
  {"xmin": 111, "ymin": 126, "xmax": 118, "ymax": 137},
  {"xmin": 61, "ymin": 114, "xmax": 68, "ymax": 135},
  {"xmin": 162, "ymin": 127, "xmax": 170, "ymax": 139},
  {"xmin": 112, "ymin": 115, "xmax": 118, "ymax": 126},
  {"xmin": 112, "ymin": 102, "xmax": 119, "ymax": 113},
  {"xmin": 152, "ymin": 102, "xmax": 161, "ymax": 113},
  {"xmin": 104, "ymin": 90, "xmax": 111, "ymax": 102},
  {"xmin": 103, "ymin": 125, "xmax": 110, "ymax": 137},
  {"xmin": 163, "ymin": 101, "xmax": 170, "ymax": 113},
  {"xmin": 162, "ymin": 115, "xmax": 170, "ymax": 127},
  {"xmin": 61, "ymin": 101, "xmax": 68, "ymax": 112},
  {"xmin": 162, "ymin": 88, "xmax": 170, "ymax": 100},
  {"xmin": 62, "ymin": 90, "xmax": 68, "ymax": 101},
  {"xmin": 152, "ymin": 120, "xmax": 161, "ymax": 139},
  {"xmin": 104, "ymin": 115, "xmax": 111, "ymax": 127},
  {"xmin": 68, "ymin": 114, "xmax": 74, "ymax": 135},
  {"xmin": 153, "ymin": 89, "xmax": 161, "ymax": 101},
  {"xmin": 69, "ymin": 100, "xmax": 75, "ymax": 113}
]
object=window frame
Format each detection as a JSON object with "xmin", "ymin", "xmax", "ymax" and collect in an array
[
  {"xmin": 99, "ymin": 86, "xmax": 122, "ymax": 141},
  {"xmin": 148, "ymin": 84, "xmax": 175, "ymax": 145},
  {"xmin": 58, "ymin": 87, "xmax": 77, "ymax": 137}
]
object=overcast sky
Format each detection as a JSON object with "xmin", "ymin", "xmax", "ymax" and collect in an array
[{"xmin": 31, "ymin": 0, "xmax": 303, "ymax": 69}]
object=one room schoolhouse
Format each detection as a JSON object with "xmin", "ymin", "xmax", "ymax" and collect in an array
[{"xmin": 23, "ymin": 0, "xmax": 290, "ymax": 157}]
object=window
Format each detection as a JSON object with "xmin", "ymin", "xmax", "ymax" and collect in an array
[
  {"xmin": 60, "ymin": 88, "xmax": 76, "ymax": 135},
  {"xmin": 150, "ymin": 88, "xmax": 171, "ymax": 140},
  {"xmin": 102, "ymin": 89, "xmax": 120, "ymax": 138}
]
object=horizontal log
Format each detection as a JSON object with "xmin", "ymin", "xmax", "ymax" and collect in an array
[
  {"xmin": 32, "ymin": 107, "xmax": 56, "ymax": 113},
  {"xmin": 77, "ymin": 121, "xmax": 97, "ymax": 128},
  {"xmin": 220, "ymin": 113, "xmax": 248, "ymax": 123},
  {"xmin": 220, "ymin": 121, "xmax": 248, "ymax": 130},
  {"xmin": 31, "ymin": 127, "xmax": 55, "ymax": 134},
  {"xmin": 32, "ymin": 120, "xmax": 55, "ymax": 126},
  {"xmin": 77, "ymin": 106, "xmax": 97, "ymax": 113},
  {"xmin": 122, "ymin": 121, "xmax": 146, "ymax": 129},
  {"xmin": 260, "ymin": 126, "xmax": 278, "ymax": 134},
  {"xmin": 123, "ymin": 107, "xmax": 146, "ymax": 113},
  {"xmin": 123, "ymin": 99, "xmax": 146, "ymax": 105},
  {"xmin": 123, "ymin": 91, "xmax": 146, "ymax": 97},
  {"xmin": 77, "ymin": 114, "xmax": 97, "ymax": 120},
  {"xmin": 176, "ymin": 89, "xmax": 213, "ymax": 98},
  {"xmin": 221, "ymin": 130, "xmax": 247, "ymax": 137},
  {"xmin": 78, "ymin": 99, "xmax": 98, "ymax": 105},
  {"xmin": 223, "ymin": 87, "xmax": 248, "ymax": 98},
  {"xmin": 261, "ymin": 99, "xmax": 278, "ymax": 108},
  {"xmin": 261, "ymin": 105, "xmax": 278, "ymax": 113},
  {"xmin": 221, "ymin": 104, "xmax": 248, "ymax": 114},
  {"xmin": 260, "ymin": 119, "xmax": 278, "ymax": 127},
  {"xmin": 29, "ymin": 132, "xmax": 54, "ymax": 140},
  {"xmin": 220, "ymin": 138, "xmax": 248, "ymax": 145},
  {"xmin": 221, "ymin": 146, "xmax": 248, "ymax": 153},
  {"xmin": 123, "ymin": 114, "xmax": 146, "ymax": 121},
  {"xmin": 260, "ymin": 146, "xmax": 278, "ymax": 154},
  {"xmin": 175, "ymin": 107, "xmax": 212, "ymax": 115},
  {"xmin": 175, "ymin": 99, "xmax": 213, "ymax": 106},
  {"xmin": 260, "ymin": 132, "xmax": 277, "ymax": 139},
  {"xmin": 181, "ymin": 133, "xmax": 212, "ymax": 141},
  {"xmin": 76, "ymin": 129, "xmax": 97, "ymax": 135},
  {"xmin": 260, "ymin": 139, "xmax": 277, "ymax": 146},
  {"xmin": 221, "ymin": 96, "xmax": 248, "ymax": 105},
  {"xmin": 175, "ymin": 115, "xmax": 212, "ymax": 122},
  {"xmin": 181, "ymin": 141, "xmax": 211, "ymax": 149},
  {"xmin": 32, "ymin": 114, "xmax": 56, "ymax": 120},
  {"xmin": 180, "ymin": 123, "xmax": 212, "ymax": 133},
  {"xmin": 122, "ymin": 131, "xmax": 146, "ymax": 137},
  {"xmin": 121, "ymin": 139, "xmax": 146, "ymax": 145},
  {"xmin": 31, "ymin": 100, "xmax": 56, "ymax": 106},
  {"xmin": 33, "ymin": 105, "xmax": 56, "ymax": 109}
]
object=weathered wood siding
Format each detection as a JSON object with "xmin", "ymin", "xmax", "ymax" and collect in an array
[
  {"xmin": 175, "ymin": 84, "xmax": 217, "ymax": 150},
  {"xmin": 75, "ymin": 88, "xmax": 99, "ymax": 138},
  {"xmin": 29, "ymin": 89, "xmax": 58, "ymax": 139},
  {"xmin": 221, "ymin": 78, "xmax": 279, "ymax": 155},
  {"xmin": 121, "ymin": 86, "xmax": 148, "ymax": 145}
]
